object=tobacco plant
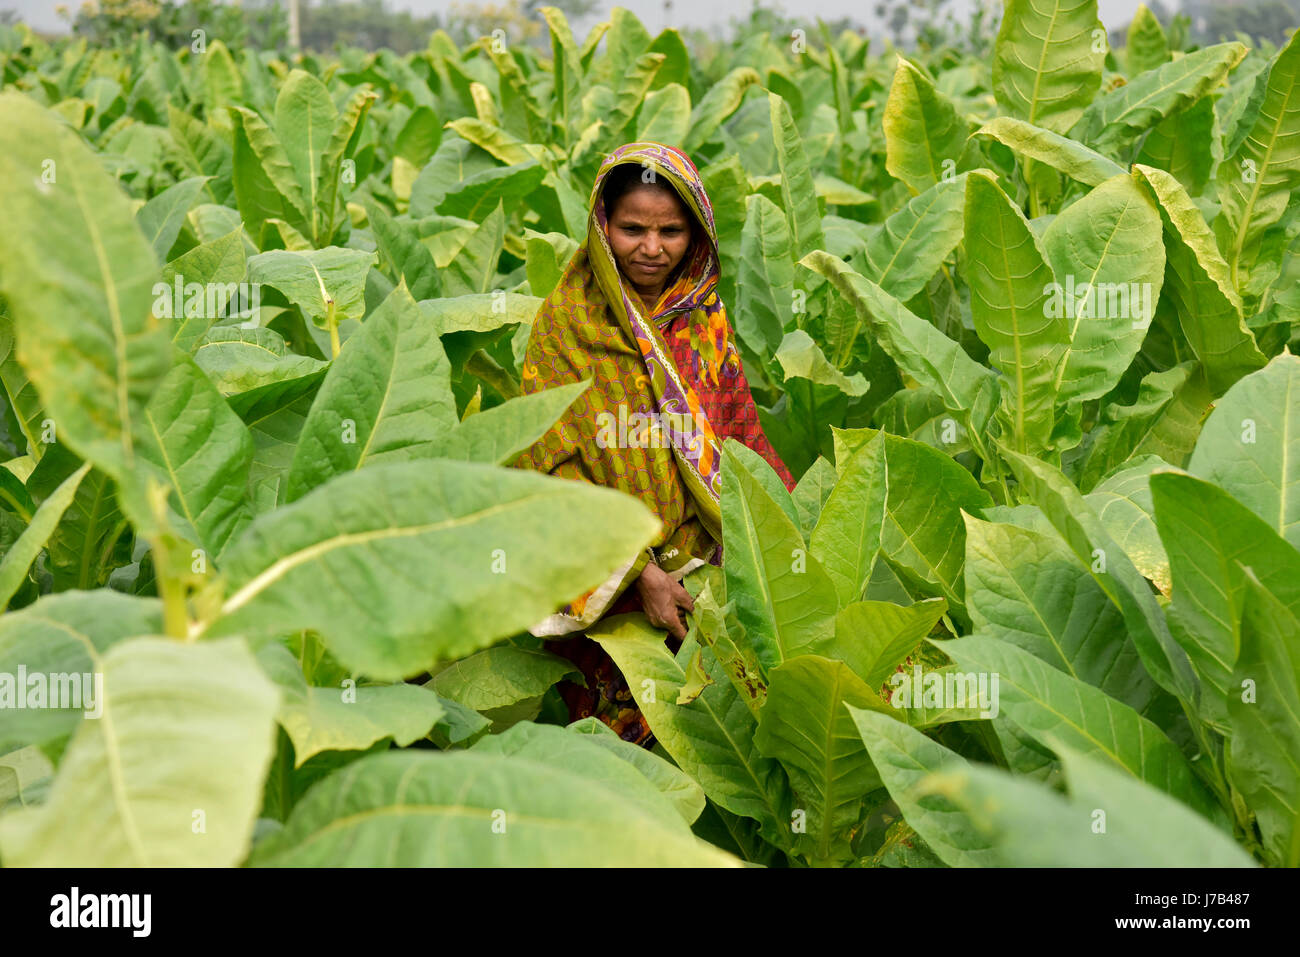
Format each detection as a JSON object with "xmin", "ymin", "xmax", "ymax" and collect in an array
[{"xmin": 0, "ymin": 1, "xmax": 1296, "ymax": 866}]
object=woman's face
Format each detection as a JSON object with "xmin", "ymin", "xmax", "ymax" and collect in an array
[{"xmin": 606, "ymin": 184, "xmax": 693, "ymax": 301}]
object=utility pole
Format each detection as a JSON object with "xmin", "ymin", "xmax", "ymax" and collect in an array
[{"xmin": 288, "ymin": 0, "xmax": 301, "ymax": 50}]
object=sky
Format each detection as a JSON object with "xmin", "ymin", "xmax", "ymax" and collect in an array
[{"xmin": 3, "ymin": 0, "xmax": 1159, "ymax": 40}]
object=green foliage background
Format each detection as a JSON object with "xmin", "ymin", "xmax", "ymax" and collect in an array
[{"xmin": 0, "ymin": 2, "xmax": 1297, "ymax": 867}]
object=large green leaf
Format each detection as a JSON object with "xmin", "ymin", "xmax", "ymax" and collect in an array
[
  {"xmin": 256, "ymin": 642, "xmax": 444, "ymax": 766},
  {"xmin": 1187, "ymin": 353, "xmax": 1300, "ymax": 549},
  {"xmin": 1072, "ymin": 42, "xmax": 1247, "ymax": 157},
  {"xmin": 829, "ymin": 598, "xmax": 947, "ymax": 691},
  {"xmin": 0, "ymin": 590, "xmax": 162, "ymax": 753},
  {"xmin": 860, "ymin": 174, "xmax": 970, "ymax": 304},
  {"xmin": 568, "ymin": 717, "xmax": 707, "ymax": 825},
  {"xmin": 26, "ymin": 448, "xmax": 126, "ymax": 591},
  {"xmin": 163, "ymin": 229, "xmax": 248, "ymax": 353},
  {"xmin": 721, "ymin": 441, "xmax": 838, "ymax": 672},
  {"xmin": 368, "ymin": 204, "xmax": 441, "ymax": 301},
  {"xmin": 975, "ymin": 117, "xmax": 1125, "ymax": 187},
  {"xmin": 207, "ymin": 460, "xmax": 658, "ymax": 681},
  {"xmin": 774, "ymin": 330, "xmax": 868, "ymax": 396},
  {"xmin": 791, "ymin": 456, "xmax": 837, "ymax": 543},
  {"xmin": 438, "ymin": 162, "xmax": 548, "ymax": 222},
  {"xmin": 964, "ymin": 172, "xmax": 1067, "ymax": 455},
  {"xmin": 1126, "ymin": 4, "xmax": 1169, "ymax": 75},
  {"xmin": 1044, "ymin": 173, "xmax": 1165, "ymax": 404},
  {"xmin": 685, "ymin": 67, "xmax": 761, "ymax": 152},
  {"xmin": 1074, "ymin": 362, "xmax": 1209, "ymax": 490},
  {"xmin": 194, "ymin": 326, "xmax": 328, "ymax": 420},
  {"xmin": 0, "ymin": 92, "xmax": 172, "ymax": 526},
  {"xmin": 284, "ymin": 284, "xmax": 456, "ymax": 502},
  {"xmin": 835, "ymin": 428, "xmax": 992, "ymax": 623},
  {"xmin": 1214, "ymin": 30, "xmax": 1300, "ymax": 297},
  {"xmin": 809, "ymin": 429, "xmax": 886, "ymax": 605},
  {"xmin": 418, "ymin": 292, "xmax": 543, "ymax": 336},
  {"xmin": 246, "ymin": 247, "xmax": 374, "ymax": 328},
  {"xmin": 441, "ymin": 203, "xmax": 506, "ymax": 297},
  {"xmin": 942, "ymin": 635, "xmax": 1224, "ymax": 824},
  {"xmin": 907, "ymin": 741, "xmax": 1256, "ymax": 866},
  {"xmin": 229, "ymin": 104, "xmax": 311, "ymax": 241},
  {"xmin": 168, "ymin": 105, "xmax": 232, "ymax": 204},
  {"xmin": 992, "ymin": 0, "xmax": 1104, "ymax": 135},
  {"xmin": 247, "ymin": 748, "xmax": 736, "ymax": 866},
  {"xmin": 1132, "ymin": 164, "xmax": 1266, "ymax": 394},
  {"xmin": 0, "ymin": 313, "xmax": 47, "ymax": 462},
  {"xmin": 801, "ymin": 253, "xmax": 998, "ymax": 444},
  {"xmin": 590, "ymin": 615, "xmax": 795, "ymax": 846},
  {"xmin": 1151, "ymin": 472, "xmax": 1300, "ymax": 731},
  {"xmin": 1002, "ymin": 450, "xmax": 1199, "ymax": 708},
  {"xmin": 1084, "ymin": 457, "xmax": 1171, "ymax": 597},
  {"xmin": 201, "ymin": 40, "xmax": 241, "ymax": 132},
  {"xmin": 273, "ymin": 70, "xmax": 337, "ymax": 243},
  {"xmin": 135, "ymin": 175, "xmax": 209, "ymax": 261},
  {"xmin": 883, "ymin": 57, "xmax": 970, "ymax": 194},
  {"xmin": 847, "ymin": 706, "xmax": 996, "ymax": 866},
  {"xmin": 718, "ymin": 439, "xmax": 799, "ymax": 529},
  {"xmin": 735, "ymin": 193, "xmax": 793, "ymax": 356},
  {"xmin": 1136, "ymin": 97, "xmax": 1217, "ymax": 196},
  {"xmin": 0, "ymin": 637, "xmax": 278, "ymax": 866},
  {"xmin": 1047, "ymin": 745, "xmax": 1254, "ymax": 866},
  {"xmin": 963, "ymin": 512, "xmax": 1164, "ymax": 715},
  {"xmin": 636, "ymin": 82, "xmax": 691, "ymax": 143},
  {"xmin": 541, "ymin": 5, "xmax": 584, "ymax": 148},
  {"xmin": 691, "ymin": 575, "xmax": 767, "ymax": 719},
  {"xmin": 755, "ymin": 655, "xmax": 888, "ymax": 864},
  {"xmin": 431, "ymin": 646, "xmax": 580, "ymax": 712},
  {"xmin": 472, "ymin": 721, "xmax": 687, "ymax": 829},
  {"xmin": 1226, "ymin": 569, "xmax": 1300, "ymax": 867},
  {"xmin": 0, "ymin": 462, "xmax": 90, "ymax": 610},
  {"xmin": 142, "ymin": 354, "xmax": 255, "ymax": 560},
  {"xmin": 429, "ymin": 381, "xmax": 589, "ymax": 465},
  {"xmin": 768, "ymin": 91, "xmax": 826, "ymax": 259}
]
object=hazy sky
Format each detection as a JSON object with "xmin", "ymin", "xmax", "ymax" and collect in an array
[{"xmin": 3, "ymin": 0, "xmax": 1158, "ymax": 40}]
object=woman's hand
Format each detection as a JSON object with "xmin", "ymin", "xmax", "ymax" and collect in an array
[{"xmin": 635, "ymin": 562, "xmax": 695, "ymax": 641}]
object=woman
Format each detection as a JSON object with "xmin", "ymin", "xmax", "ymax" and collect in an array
[{"xmin": 514, "ymin": 141, "xmax": 794, "ymax": 746}]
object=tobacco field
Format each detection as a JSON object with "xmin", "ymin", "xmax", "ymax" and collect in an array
[{"xmin": 0, "ymin": 2, "xmax": 1297, "ymax": 868}]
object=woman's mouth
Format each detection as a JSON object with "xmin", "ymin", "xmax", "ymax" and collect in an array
[{"xmin": 634, "ymin": 262, "xmax": 666, "ymax": 271}]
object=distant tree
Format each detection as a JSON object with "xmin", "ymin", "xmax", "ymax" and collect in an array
[
  {"xmin": 300, "ymin": 0, "xmax": 442, "ymax": 53},
  {"xmin": 1183, "ymin": 0, "xmax": 1298, "ymax": 45},
  {"xmin": 66, "ymin": 0, "xmax": 288, "ymax": 48},
  {"xmin": 519, "ymin": 0, "xmax": 598, "ymax": 21}
]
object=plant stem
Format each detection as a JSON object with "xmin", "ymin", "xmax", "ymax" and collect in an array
[
  {"xmin": 326, "ymin": 299, "xmax": 340, "ymax": 358},
  {"xmin": 154, "ymin": 540, "xmax": 189, "ymax": 640},
  {"xmin": 144, "ymin": 479, "xmax": 189, "ymax": 640}
]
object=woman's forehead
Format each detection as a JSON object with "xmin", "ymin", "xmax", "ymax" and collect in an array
[{"xmin": 608, "ymin": 187, "xmax": 691, "ymax": 222}]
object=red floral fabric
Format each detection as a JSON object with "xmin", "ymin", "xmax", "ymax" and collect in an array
[{"xmin": 664, "ymin": 310, "xmax": 797, "ymax": 492}]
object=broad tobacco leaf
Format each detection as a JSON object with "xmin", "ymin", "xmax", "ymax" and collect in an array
[
  {"xmin": 0, "ymin": 637, "xmax": 279, "ymax": 867},
  {"xmin": 207, "ymin": 460, "xmax": 659, "ymax": 681}
]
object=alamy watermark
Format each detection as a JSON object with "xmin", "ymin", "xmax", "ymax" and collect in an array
[
  {"xmin": 595, "ymin": 404, "xmax": 711, "ymax": 451},
  {"xmin": 889, "ymin": 665, "xmax": 1000, "ymax": 719},
  {"xmin": 152, "ymin": 274, "xmax": 263, "ymax": 327},
  {"xmin": 1043, "ymin": 275, "xmax": 1154, "ymax": 329},
  {"xmin": 0, "ymin": 667, "xmax": 103, "ymax": 718},
  {"xmin": 50, "ymin": 887, "xmax": 151, "ymax": 937}
]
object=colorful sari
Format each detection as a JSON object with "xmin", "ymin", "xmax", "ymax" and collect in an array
[{"xmin": 513, "ymin": 141, "xmax": 793, "ymax": 744}]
